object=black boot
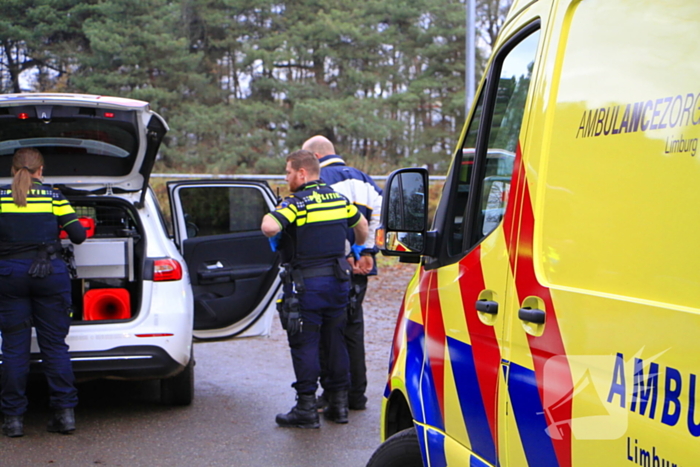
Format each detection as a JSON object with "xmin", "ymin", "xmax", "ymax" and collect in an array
[
  {"xmin": 349, "ymin": 393, "xmax": 368, "ymax": 411},
  {"xmin": 47, "ymin": 408, "xmax": 76, "ymax": 434},
  {"xmin": 316, "ymin": 392, "xmax": 328, "ymax": 413},
  {"xmin": 323, "ymin": 390, "xmax": 349, "ymax": 424},
  {"xmin": 275, "ymin": 394, "xmax": 320, "ymax": 429},
  {"xmin": 2, "ymin": 415, "xmax": 24, "ymax": 438}
]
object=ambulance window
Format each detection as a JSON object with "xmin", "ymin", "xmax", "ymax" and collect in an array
[
  {"xmin": 447, "ymin": 92, "xmax": 485, "ymax": 254},
  {"xmin": 448, "ymin": 26, "xmax": 539, "ymax": 255}
]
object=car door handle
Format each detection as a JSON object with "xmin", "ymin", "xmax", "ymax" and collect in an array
[
  {"xmin": 518, "ymin": 307, "xmax": 545, "ymax": 324},
  {"xmin": 199, "ymin": 266, "xmax": 270, "ymax": 283},
  {"xmin": 475, "ymin": 300, "xmax": 498, "ymax": 315},
  {"xmin": 198, "ymin": 269, "xmax": 236, "ymax": 283}
]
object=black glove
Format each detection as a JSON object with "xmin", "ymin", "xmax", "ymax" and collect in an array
[{"xmin": 28, "ymin": 248, "xmax": 52, "ymax": 278}]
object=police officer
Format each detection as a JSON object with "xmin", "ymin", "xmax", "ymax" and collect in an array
[
  {"xmin": 302, "ymin": 135, "xmax": 383, "ymax": 411},
  {"xmin": 261, "ymin": 149, "xmax": 368, "ymax": 428},
  {"xmin": 0, "ymin": 148, "xmax": 86, "ymax": 438}
]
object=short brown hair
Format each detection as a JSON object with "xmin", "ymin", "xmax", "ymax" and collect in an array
[{"xmin": 287, "ymin": 149, "xmax": 320, "ymax": 177}]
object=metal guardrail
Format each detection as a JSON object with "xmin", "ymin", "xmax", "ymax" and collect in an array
[{"xmin": 151, "ymin": 173, "xmax": 447, "ymax": 182}]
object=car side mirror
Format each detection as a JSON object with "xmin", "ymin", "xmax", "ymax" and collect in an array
[{"xmin": 380, "ymin": 168, "xmax": 429, "ymax": 256}]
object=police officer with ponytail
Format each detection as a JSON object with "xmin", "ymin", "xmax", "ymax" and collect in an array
[
  {"xmin": 0, "ymin": 148, "xmax": 86, "ymax": 438},
  {"xmin": 261, "ymin": 150, "xmax": 368, "ymax": 428}
]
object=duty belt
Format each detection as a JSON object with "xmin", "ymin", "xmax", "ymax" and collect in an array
[
  {"xmin": 299, "ymin": 266, "xmax": 335, "ymax": 278},
  {"xmin": 0, "ymin": 244, "xmax": 63, "ymax": 279},
  {"xmin": 0, "ymin": 250, "xmax": 59, "ymax": 260},
  {"xmin": 282, "ymin": 264, "xmax": 336, "ymax": 293}
]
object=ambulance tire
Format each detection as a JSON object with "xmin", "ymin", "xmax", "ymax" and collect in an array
[
  {"xmin": 365, "ymin": 427, "xmax": 423, "ymax": 467},
  {"xmin": 160, "ymin": 351, "xmax": 195, "ymax": 406}
]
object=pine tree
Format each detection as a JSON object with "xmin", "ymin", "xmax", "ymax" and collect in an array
[{"xmin": 0, "ymin": 0, "xmax": 513, "ymax": 174}]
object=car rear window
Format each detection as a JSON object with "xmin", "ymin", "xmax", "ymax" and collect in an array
[{"xmin": 0, "ymin": 105, "xmax": 139, "ymax": 177}]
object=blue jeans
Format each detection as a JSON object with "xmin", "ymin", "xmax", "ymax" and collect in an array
[{"xmin": 0, "ymin": 259, "xmax": 77, "ymax": 416}]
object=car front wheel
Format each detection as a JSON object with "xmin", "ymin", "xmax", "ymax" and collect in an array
[{"xmin": 366, "ymin": 427, "xmax": 423, "ymax": 467}]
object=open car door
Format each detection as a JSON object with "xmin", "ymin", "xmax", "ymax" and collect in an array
[{"xmin": 167, "ymin": 180, "xmax": 281, "ymax": 340}]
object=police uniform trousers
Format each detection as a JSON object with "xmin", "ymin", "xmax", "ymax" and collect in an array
[
  {"xmin": 345, "ymin": 273, "xmax": 368, "ymax": 401},
  {"xmin": 286, "ymin": 275, "xmax": 350, "ymax": 395},
  {"xmin": 0, "ymin": 259, "xmax": 77, "ymax": 416},
  {"xmin": 320, "ymin": 273, "xmax": 368, "ymax": 401}
]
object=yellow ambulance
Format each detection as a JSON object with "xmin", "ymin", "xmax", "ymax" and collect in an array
[{"xmin": 367, "ymin": 1, "xmax": 700, "ymax": 466}]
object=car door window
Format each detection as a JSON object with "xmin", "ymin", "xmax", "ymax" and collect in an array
[
  {"xmin": 168, "ymin": 181, "xmax": 282, "ymax": 337},
  {"xmin": 179, "ymin": 186, "xmax": 269, "ymax": 237},
  {"xmin": 447, "ymin": 26, "xmax": 540, "ymax": 256}
]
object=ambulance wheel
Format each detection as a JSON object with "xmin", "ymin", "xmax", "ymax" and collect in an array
[
  {"xmin": 366, "ymin": 427, "xmax": 423, "ymax": 467},
  {"xmin": 161, "ymin": 352, "xmax": 195, "ymax": 406}
]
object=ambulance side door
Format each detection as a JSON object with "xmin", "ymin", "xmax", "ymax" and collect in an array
[
  {"xmin": 472, "ymin": 18, "xmax": 546, "ymax": 467},
  {"xmin": 167, "ymin": 180, "xmax": 282, "ymax": 340},
  {"xmin": 398, "ymin": 19, "xmax": 542, "ymax": 466}
]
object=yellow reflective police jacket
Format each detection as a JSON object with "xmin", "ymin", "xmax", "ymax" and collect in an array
[
  {"xmin": 0, "ymin": 181, "xmax": 81, "ymax": 254},
  {"xmin": 266, "ymin": 180, "xmax": 361, "ymax": 269}
]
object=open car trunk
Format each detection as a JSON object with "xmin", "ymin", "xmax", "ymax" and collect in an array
[{"xmin": 61, "ymin": 196, "xmax": 145, "ymax": 323}]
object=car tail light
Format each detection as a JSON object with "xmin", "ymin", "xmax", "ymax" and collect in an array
[
  {"xmin": 18, "ymin": 112, "xmax": 30, "ymax": 120},
  {"xmin": 153, "ymin": 258, "xmax": 183, "ymax": 282}
]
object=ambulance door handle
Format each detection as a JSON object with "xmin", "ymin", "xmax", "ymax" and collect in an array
[
  {"xmin": 518, "ymin": 307, "xmax": 545, "ymax": 324},
  {"xmin": 475, "ymin": 300, "xmax": 498, "ymax": 315}
]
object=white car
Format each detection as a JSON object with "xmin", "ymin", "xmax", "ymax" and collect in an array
[{"xmin": 0, "ymin": 93, "xmax": 282, "ymax": 405}]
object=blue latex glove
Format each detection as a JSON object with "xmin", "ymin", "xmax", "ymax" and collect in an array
[
  {"xmin": 351, "ymin": 243, "xmax": 365, "ymax": 261},
  {"xmin": 268, "ymin": 232, "xmax": 282, "ymax": 252}
]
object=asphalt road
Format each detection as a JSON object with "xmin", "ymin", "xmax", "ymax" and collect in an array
[{"xmin": 0, "ymin": 261, "xmax": 417, "ymax": 467}]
